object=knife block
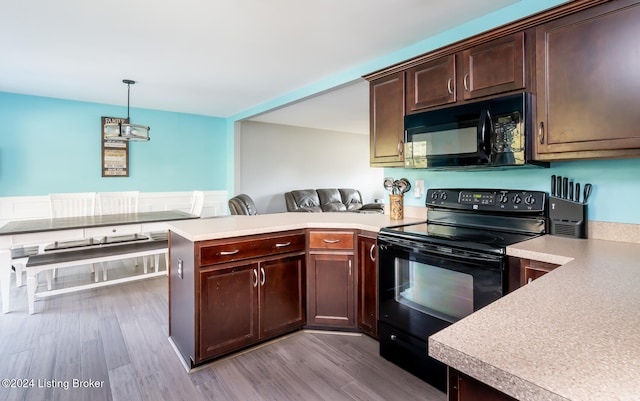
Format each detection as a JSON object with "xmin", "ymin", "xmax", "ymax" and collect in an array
[{"xmin": 549, "ymin": 197, "xmax": 586, "ymax": 238}]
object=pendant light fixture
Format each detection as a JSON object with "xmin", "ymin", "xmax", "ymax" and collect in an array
[{"xmin": 103, "ymin": 79, "xmax": 150, "ymax": 141}]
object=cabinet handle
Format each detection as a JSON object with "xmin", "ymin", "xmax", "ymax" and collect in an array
[
  {"xmin": 253, "ymin": 269, "xmax": 258, "ymax": 287},
  {"xmin": 275, "ymin": 242, "xmax": 291, "ymax": 248},
  {"xmin": 398, "ymin": 140, "xmax": 404, "ymax": 156},
  {"xmin": 260, "ymin": 267, "xmax": 266, "ymax": 286},
  {"xmin": 528, "ymin": 277, "xmax": 533, "ymax": 284},
  {"xmin": 446, "ymin": 78, "xmax": 453, "ymax": 95},
  {"xmin": 538, "ymin": 121, "xmax": 545, "ymax": 144},
  {"xmin": 463, "ymin": 73, "xmax": 469, "ymax": 91},
  {"xmin": 219, "ymin": 250, "xmax": 239, "ymax": 256},
  {"xmin": 369, "ymin": 244, "xmax": 376, "ymax": 262},
  {"xmin": 349, "ymin": 260, "xmax": 352, "ymax": 276},
  {"xmin": 323, "ymin": 239, "xmax": 341, "ymax": 244}
]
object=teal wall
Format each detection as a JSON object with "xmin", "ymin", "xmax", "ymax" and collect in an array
[
  {"xmin": 385, "ymin": 159, "xmax": 640, "ymax": 224},
  {"xmin": 0, "ymin": 92, "xmax": 227, "ymax": 196}
]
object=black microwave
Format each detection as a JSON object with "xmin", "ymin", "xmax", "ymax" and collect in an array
[{"xmin": 403, "ymin": 92, "xmax": 547, "ymax": 169}]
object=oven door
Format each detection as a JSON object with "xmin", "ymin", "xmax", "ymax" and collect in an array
[{"xmin": 378, "ymin": 235, "xmax": 506, "ymax": 339}]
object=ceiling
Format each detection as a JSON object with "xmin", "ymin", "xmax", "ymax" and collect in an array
[{"xmin": 1, "ymin": 0, "xmax": 518, "ymax": 132}]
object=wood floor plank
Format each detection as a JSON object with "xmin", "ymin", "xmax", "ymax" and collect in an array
[
  {"xmin": 0, "ymin": 260, "xmax": 445, "ymax": 401},
  {"xmin": 79, "ymin": 338, "xmax": 111, "ymax": 401},
  {"xmin": 108, "ymin": 364, "xmax": 143, "ymax": 401},
  {"xmin": 98, "ymin": 313, "xmax": 131, "ymax": 371}
]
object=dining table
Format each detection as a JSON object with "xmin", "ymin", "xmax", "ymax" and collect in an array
[{"xmin": 0, "ymin": 210, "xmax": 199, "ymax": 313}]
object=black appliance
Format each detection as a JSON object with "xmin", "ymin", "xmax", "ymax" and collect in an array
[
  {"xmin": 403, "ymin": 93, "xmax": 548, "ymax": 169},
  {"xmin": 377, "ymin": 188, "xmax": 547, "ymax": 391}
]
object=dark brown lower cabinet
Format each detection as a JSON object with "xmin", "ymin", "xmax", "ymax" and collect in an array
[
  {"xmin": 198, "ymin": 253, "xmax": 305, "ymax": 364},
  {"xmin": 357, "ymin": 232, "xmax": 378, "ymax": 338},
  {"xmin": 169, "ymin": 230, "xmax": 306, "ymax": 367},
  {"xmin": 306, "ymin": 229, "xmax": 356, "ymax": 329},
  {"xmin": 306, "ymin": 253, "xmax": 355, "ymax": 328},
  {"xmin": 199, "ymin": 262, "xmax": 259, "ymax": 361},
  {"xmin": 449, "ymin": 368, "xmax": 517, "ymax": 401},
  {"xmin": 259, "ymin": 255, "xmax": 306, "ymax": 339}
]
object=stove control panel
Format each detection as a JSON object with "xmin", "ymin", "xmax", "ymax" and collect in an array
[{"xmin": 427, "ymin": 189, "xmax": 546, "ymax": 213}]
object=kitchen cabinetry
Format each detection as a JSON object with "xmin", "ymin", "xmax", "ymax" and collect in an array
[
  {"xmin": 306, "ymin": 230, "xmax": 356, "ymax": 329},
  {"xmin": 369, "ymin": 72, "xmax": 405, "ymax": 167},
  {"xmin": 448, "ymin": 368, "xmax": 517, "ymax": 401},
  {"xmin": 535, "ymin": 0, "xmax": 640, "ymax": 160},
  {"xmin": 405, "ymin": 32, "xmax": 526, "ymax": 113},
  {"xmin": 169, "ymin": 230, "xmax": 305, "ymax": 367},
  {"xmin": 357, "ymin": 232, "xmax": 378, "ymax": 338},
  {"xmin": 519, "ymin": 258, "xmax": 560, "ymax": 286}
]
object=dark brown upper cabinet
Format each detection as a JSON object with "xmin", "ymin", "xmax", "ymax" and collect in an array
[
  {"xmin": 406, "ymin": 32, "xmax": 526, "ymax": 113},
  {"xmin": 369, "ymin": 72, "xmax": 405, "ymax": 166},
  {"xmin": 535, "ymin": 0, "xmax": 640, "ymax": 160}
]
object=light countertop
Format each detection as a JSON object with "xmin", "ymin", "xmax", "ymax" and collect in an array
[
  {"xmin": 167, "ymin": 212, "xmax": 424, "ymax": 242},
  {"xmin": 429, "ymin": 235, "xmax": 640, "ymax": 401}
]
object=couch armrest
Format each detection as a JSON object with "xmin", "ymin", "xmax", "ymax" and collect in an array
[{"xmin": 359, "ymin": 203, "xmax": 384, "ymax": 213}]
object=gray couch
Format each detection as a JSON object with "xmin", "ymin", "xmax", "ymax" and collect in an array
[{"xmin": 284, "ymin": 188, "xmax": 383, "ymax": 213}]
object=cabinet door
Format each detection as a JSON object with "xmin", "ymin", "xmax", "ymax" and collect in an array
[
  {"xmin": 357, "ymin": 234, "xmax": 378, "ymax": 338},
  {"xmin": 406, "ymin": 54, "xmax": 456, "ymax": 112},
  {"xmin": 370, "ymin": 72, "xmax": 405, "ymax": 166},
  {"xmin": 520, "ymin": 259, "xmax": 560, "ymax": 287},
  {"xmin": 450, "ymin": 368, "xmax": 518, "ymax": 401},
  {"xmin": 307, "ymin": 253, "xmax": 355, "ymax": 328},
  {"xmin": 462, "ymin": 32, "xmax": 525, "ymax": 100},
  {"xmin": 259, "ymin": 254, "xmax": 305, "ymax": 339},
  {"xmin": 198, "ymin": 263, "xmax": 259, "ymax": 362},
  {"xmin": 535, "ymin": 0, "xmax": 640, "ymax": 159}
]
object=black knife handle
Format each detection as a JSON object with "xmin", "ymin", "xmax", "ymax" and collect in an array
[
  {"xmin": 556, "ymin": 176, "xmax": 562, "ymax": 198},
  {"xmin": 562, "ymin": 177, "xmax": 568, "ymax": 199},
  {"xmin": 551, "ymin": 175, "xmax": 556, "ymax": 197},
  {"xmin": 575, "ymin": 183, "xmax": 580, "ymax": 203},
  {"xmin": 569, "ymin": 181, "xmax": 574, "ymax": 201}
]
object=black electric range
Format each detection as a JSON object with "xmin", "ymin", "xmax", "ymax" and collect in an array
[{"xmin": 376, "ymin": 188, "xmax": 547, "ymax": 392}]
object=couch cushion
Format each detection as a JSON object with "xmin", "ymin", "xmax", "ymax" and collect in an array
[
  {"xmin": 287, "ymin": 189, "xmax": 323, "ymax": 212},
  {"xmin": 317, "ymin": 189, "xmax": 347, "ymax": 212},
  {"xmin": 339, "ymin": 189, "xmax": 363, "ymax": 211}
]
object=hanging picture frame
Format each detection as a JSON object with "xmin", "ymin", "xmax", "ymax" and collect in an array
[{"xmin": 101, "ymin": 116, "xmax": 129, "ymax": 177}]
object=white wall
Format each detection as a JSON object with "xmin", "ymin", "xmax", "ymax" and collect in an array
[{"xmin": 238, "ymin": 121, "xmax": 385, "ymax": 213}]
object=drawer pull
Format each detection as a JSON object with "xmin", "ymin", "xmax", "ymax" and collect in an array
[
  {"xmin": 446, "ymin": 77, "xmax": 453, "ymax": 95},
  {"xmin": 219, "ymin": 250, "xmax": 240, "ymax": 256},
  {"xmin": 323, "ymin": 239, "xmax": 341, "ymax": 244},
  {"xmin": 275, "ymin": 242, "xmax": 291, "ymax": 248}
]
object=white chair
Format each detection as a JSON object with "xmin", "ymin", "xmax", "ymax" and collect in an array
[
  {"xmin": 97, "ymin": 191, "xmax": 146, "ymax": 280},
  {"xmin": 49, "ymin": 192, "xmax": 96, "ymax": 218},
  {"xmin": 190, "ymin": 190, "xmax": 205, "ymax": 217},
  {"xmin": 97, "ymin": 191, "xmax": 139, "ymax": 215},
  {"xmin": 46, "ymin": 192, "xmax": 97, "ymax": 287}
]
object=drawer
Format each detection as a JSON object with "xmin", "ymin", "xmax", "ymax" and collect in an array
[
  {"xmin": 85, "ymin": 224, "xmax": 142, "ymax": 238},
  {"xmin": 308, "ymin": 231, "xmax": 354, "ymax": 250},
  {"xmin": 199, "ymin": 231, "xmax": 305, "ymax": 266}
]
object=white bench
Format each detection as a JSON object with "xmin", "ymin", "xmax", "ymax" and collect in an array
[{"xmin": 25, "ymin": 239, "xmax": 168, "ymax": 314}]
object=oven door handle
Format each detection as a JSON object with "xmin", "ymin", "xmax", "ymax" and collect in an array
[{"xmin": 380, "ymin": 240, "xmax": 503, "ymax": 264}]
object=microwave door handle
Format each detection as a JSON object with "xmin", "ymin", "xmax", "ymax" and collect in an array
[{"xmin": 477, "ymin": 109, "xmax": 492, "ymax": 163}]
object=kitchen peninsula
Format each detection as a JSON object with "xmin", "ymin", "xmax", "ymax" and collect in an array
[
  {"xmin": 430, "ymin": 235, "xmax": 640, "ymax": 401},
  {"xmin": 166, "ymin": 212, "xmax": 423, "ymax": 369}
]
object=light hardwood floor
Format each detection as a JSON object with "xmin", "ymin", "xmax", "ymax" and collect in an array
[{"xmin": 0, "ymin": 260, "xmax": 445, "ymax": 401}]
